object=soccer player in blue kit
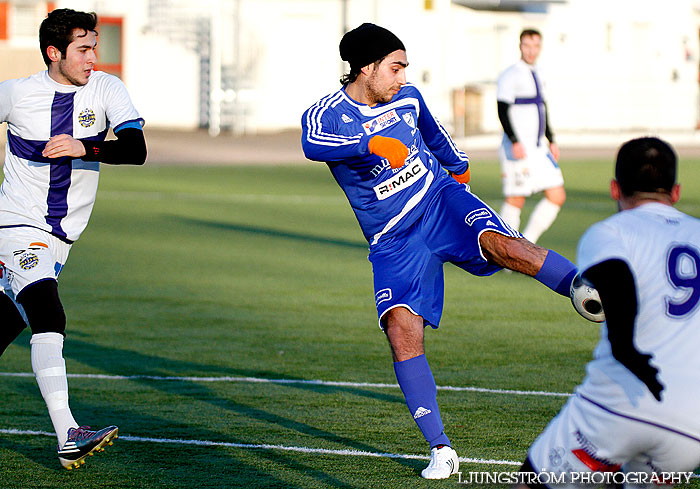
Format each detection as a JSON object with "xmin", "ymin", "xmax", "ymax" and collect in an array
[
  {"xmin": 0, "ymin": 9, "xmax": 146, "ymax": 469},
  {"xmin": 302, "ymin": 23, "xmax": 578, "ymax": 479}
]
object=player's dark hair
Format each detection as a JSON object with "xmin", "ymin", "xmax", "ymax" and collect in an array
[
  {"xmin": 615, "ymin": 137, "xmax": 677, "ymax": 196},
  {"xmin": 39, "ymin": 8, "xmax": 98, "ymax": 66},
  {"xmin": 520, "ymin": 28, "xmax": 541, "ymax": 42},
  {"xmin": 340, "ymin": 56, "xmax": 387, "ymax": 85}
]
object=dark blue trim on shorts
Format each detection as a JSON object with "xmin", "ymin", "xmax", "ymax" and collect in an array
[
  {"xmin": 15, "ymin": 277, "xmax": 58, "ymax": 303},
  {"xmin": 579, "ymin": 394, "xmax": 700, "ymax": 444},
  {"xmin": 0, "ymin": 225, "xmax": 74, "ymax": 244},
  {"xmin": 547, "ymin": 152, "xmax": 559, "ymax": 168}
]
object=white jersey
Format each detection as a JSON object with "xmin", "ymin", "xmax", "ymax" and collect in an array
[
  {"xmin": 496, "ymin": 59, "xmax": 547, "ymax": 149},
  {"xmin": 0, "ymin": 70, "xmax": 143, "ymax": 242},
  {"xmin": 576, "ymin": 202, "xmax": 700, "ymax": 438}
]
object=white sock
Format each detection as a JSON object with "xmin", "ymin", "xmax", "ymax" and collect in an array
[
  {"xmin": 31, "ymin": 333, "xmax": 78, "ymax": 446},
  {"xmin": 522, "ymin": 198, "xmax": 561, "ymax": 244},
  {"xmin": 500, "ymin": 202, "xmax": 522, "ymax": 232}
]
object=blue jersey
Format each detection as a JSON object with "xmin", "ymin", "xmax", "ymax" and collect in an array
[{"xmin": 301, "ymin": 84, "xmax": 469, "ymax": 245}]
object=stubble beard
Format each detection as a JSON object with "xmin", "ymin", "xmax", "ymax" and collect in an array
[
  {"xmin": 366, "ymin": 73, "xmax": 394, "ymax": 105},
  {"xmin": 58, "ymin": 59, "xmax": 89, "ymax": 87}
]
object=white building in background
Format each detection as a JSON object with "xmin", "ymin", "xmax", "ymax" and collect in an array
[{"xmin": 0, "ymin": 0, "xmax": 699, "ymax": 136}]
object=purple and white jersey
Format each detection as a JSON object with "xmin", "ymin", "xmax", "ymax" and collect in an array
[
  {"xmin": 497, "ymin": 60, "xmax": 547, "ymax": 149},
  {"xmin": 576, "ymin": 203, "xmax": 700, "ymax": 438},
  {"xmin": 0, "ymin": 70, "xmax": 143, "ymax": 242},
  {"xmin": 301, "ymin": 83, "xmax": 469, "ymax": 245}
]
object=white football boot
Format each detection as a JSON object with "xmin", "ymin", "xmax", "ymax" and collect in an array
[{"xmin": 421, "ymin": 445, "xmax": 459, "ymax": 479}]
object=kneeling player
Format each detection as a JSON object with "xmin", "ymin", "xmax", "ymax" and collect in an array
[{"xmin": 515, "ymin": 137, "xmax": 700, "ymax": 488}]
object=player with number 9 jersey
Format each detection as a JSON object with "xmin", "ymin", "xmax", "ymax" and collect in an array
[
  {"xmin": 575, "ymin": 202, "xmax": 700, "ymax": 436},
  {"xmin": 519, "ymin": 138, "xmax": 700, "ymax": 489}
]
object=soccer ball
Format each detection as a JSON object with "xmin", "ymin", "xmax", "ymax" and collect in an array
[{"xmin": 570, "ymin": 273, "xmax": 605, "ymax": 323}]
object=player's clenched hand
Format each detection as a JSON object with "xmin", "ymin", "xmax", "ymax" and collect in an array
[
  {"xmin": 451, "ymin": 168, "xmax": 470, "ymax": 184},
  {"xmin": 549, "ymin": 142, "xmax": 560, "ymax": 161},
  {"xmin": 512, "ymin": 141, "xmax": 526, "ymax": 160},
  {"xmin": 42, "ymin": 134, "xmax": 86, "ymax": 159},
  {"xmin": 368, "ymin": 135, "xmax": 408, "ymax": 169},
  {"xmin": 622, "ymin": 352, "xmax": 664, "ymax": 401}
]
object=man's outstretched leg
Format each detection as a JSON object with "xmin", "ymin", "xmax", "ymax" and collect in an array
[
  {"xmin": 385, "ymin": 307, "xmax": 459, "ymax": 480},
  {"xmin": 18, "ymin": 280, "xmax": 118, "ymax": 470},
  {"xmin": 479, "ymin": 231, "xmax": 576, "ymax": 297}
]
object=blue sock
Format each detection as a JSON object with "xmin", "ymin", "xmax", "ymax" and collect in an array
[
  {"xmin": 394, "ymin": 354, "xmax": 450, "ymax": 448},
  {"xmin": 534, "ymin": 250, "xmax": 577, "ymax": 296}
]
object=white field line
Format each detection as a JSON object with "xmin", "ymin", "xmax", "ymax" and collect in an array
[
  {"xmin": 0, "ymin": 372, "xmax": 571, "ymax": 398},
  {"xmin": 100, "ymin": 190, "xmax": 345, "ymax": 206},
  {"xmin": 0, "ymin": 428, "xmax": 520, "ymax": 466}
]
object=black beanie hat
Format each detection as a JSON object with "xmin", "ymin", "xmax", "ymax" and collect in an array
[{"xmin": 339, "ymin": 23, "xmax": 405, "ymax": 71}]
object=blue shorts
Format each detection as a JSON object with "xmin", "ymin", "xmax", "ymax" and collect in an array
[{"xmin": 369, "ymin": 182, "xmax": 521, "ymax": 329}]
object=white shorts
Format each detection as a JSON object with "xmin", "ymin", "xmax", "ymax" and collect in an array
[
  {"xmin": 527, "ymin": 394, "xmax": 700, "ymax": 488},
  {"xmin": 0, "ymin": 227, "xmax": 71, "ymax": 298},
  {"xmin": 499, "ymin": 139, "xmax": 564, "ymax": 197}
]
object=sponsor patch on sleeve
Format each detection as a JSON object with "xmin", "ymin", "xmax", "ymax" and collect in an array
[{"xmin": 465, "ymin": 208, "xmax": 493, "ymax": 226}]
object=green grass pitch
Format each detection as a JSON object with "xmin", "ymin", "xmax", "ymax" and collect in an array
[{"xmin": 1, "ymin": 156, "xmax": 699, "ymax": 488}]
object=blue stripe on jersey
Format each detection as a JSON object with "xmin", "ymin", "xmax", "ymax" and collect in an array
[
  {"xmin": 531, "ymin": 71, "xmax": 545, "ymax": 145},
  {"xmin": 6, "ymin": 131, "xmax": 50, "ymax": 163},
  {"xmin": 72, "ymin": 160, "xmax": 100, "ymax": 171},
  {"xmin": 114, "ymin": 118, "xmax": 145, "ymax": 132},
  {"xmin": 45, "ymin": 91, "xmax": 76, "ymax": 239},
  {"xmin": 513, "ymin": 70, "xmax": 545, "ymax": 146},
  {"xmin": 7, "ymin": 126, "xmax": 109, "ymax": 163}
]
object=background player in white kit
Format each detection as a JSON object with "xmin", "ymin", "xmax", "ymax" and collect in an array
[
  {"xmin": 0, "ymin": 9, "xmax": 146, "ymax": 469},
  {"xmin": 497, "ymin": 29, "xmax": 565, "ymax": 244},
  {"xmin": 515, "ymin": 137, "xmax": 700, "ymax": 488}
]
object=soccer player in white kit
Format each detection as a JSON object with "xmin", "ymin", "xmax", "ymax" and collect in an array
[
  {"xmin": 0, "ymin": 9, "xmax": 146, "ymax": 469},
  {"xmin": 515, "ymin": 137, "xmax": 700, "ymax": 488},
  {"xmin": 497, "ymin": 29, "xmax": 565, "ymax": 244}
]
